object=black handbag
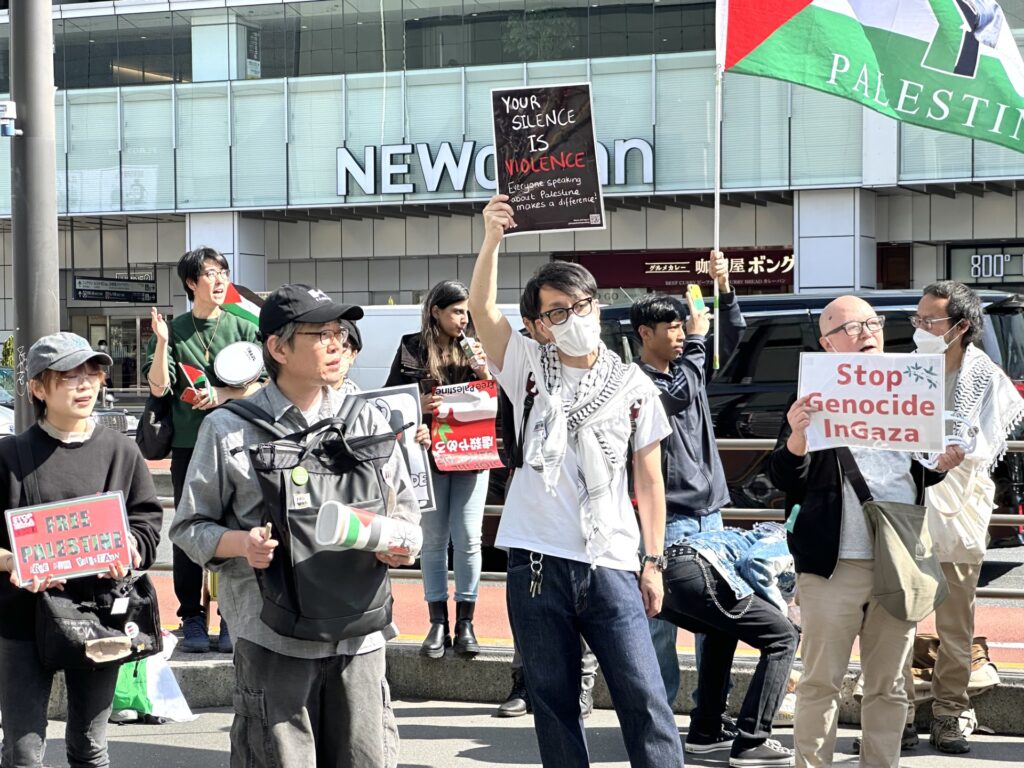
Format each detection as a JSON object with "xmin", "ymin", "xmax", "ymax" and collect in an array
[
  {"xmin": 16, "ymin": 434, "xmax": 163, "ymax": 671},
  {"xmin": 136, "ymin": 326, "xmax": 175, "ymax": 460}
]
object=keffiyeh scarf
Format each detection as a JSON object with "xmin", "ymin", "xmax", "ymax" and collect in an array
[
  {"xmin": 949, "ymin": 344, "xmax": 1024, "ymax": 472},
  {"xmin": 523, "ymin": 341, "xmax": 659, "ymax": 562}
]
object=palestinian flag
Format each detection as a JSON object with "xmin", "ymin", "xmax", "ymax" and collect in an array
[
  {"xmin": 222, "ymin": 283, "xmax": 261, "ymax": 327},
  {"xmin": 340, "ymin": 507, "xmax": 383, "ymax": 550},
  {"xmin": 719, "ymin": 0, "xmax": 1024, "ymax": 154},
  {"xmin": 179, "ymin": 363, "xmax": 208, "ymax": 390}
]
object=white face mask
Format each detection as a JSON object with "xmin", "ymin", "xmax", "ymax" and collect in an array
[
  {"xmin": 549, "ymin": 312, "xmax": 602, "ymax": 357},
  {"xmin": 913, "ymin": 325, "xmax": 961, "ymax": 355}
]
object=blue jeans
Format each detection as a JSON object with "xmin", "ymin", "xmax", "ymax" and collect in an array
[
  {"xmin": 507, "ymin": 549, "xmax": 684, "ymax": 768},
  {"xmin": 420, "ymin": 469, "xmax": 488, "ymax": 603},
  {"xmin": 648, "ymin": 510, "xmax": 724, "ymax": 706},
  {"xmin": 0, "ymin": 637, "xmax": 119, "ymax": 768}
]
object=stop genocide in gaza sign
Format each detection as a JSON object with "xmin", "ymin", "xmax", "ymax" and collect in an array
[
  {"xmin": 4, "ymin": 492, "xmax": 133, "ymax": 586},
  {"xmin": 798, "ymin": 353, "xmax": 946, "ymax": 453}
]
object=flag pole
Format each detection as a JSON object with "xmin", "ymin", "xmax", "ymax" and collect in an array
[{"xmin": 712, "ymin": 60, "xmax": 723, "ymax": 370}]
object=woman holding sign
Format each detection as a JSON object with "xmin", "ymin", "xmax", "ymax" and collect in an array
[
  {"xmin": 386, "ymin": 280, "xmax": 492, "ymax": 660},
  {"xmin": 0, "ymin": 333, "xmax": 162, "ymax": 768},
  {"xmin": 144, "ymin": 247, "xmax": 262, "ymax": 654}
]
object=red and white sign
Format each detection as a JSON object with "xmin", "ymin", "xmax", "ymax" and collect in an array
[
  {"xmin": 431, "ymin": 380, "xmax": 504, "ymax": 472},
  {"xmin": 798, "ymin": 353, "xmax": 946, "ymax": 453},
  {"xmin": 3, "ymin": 493, "xmax": 133, "ymax": 586}
]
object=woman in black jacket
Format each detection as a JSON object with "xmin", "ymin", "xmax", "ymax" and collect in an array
[
  {"xmin": 0, "ymin": 333, "xmax": 162, "ymax": 768},
  {"xmin": 386, "ymin": 280, "xmax": 491, "ymax": 660}
]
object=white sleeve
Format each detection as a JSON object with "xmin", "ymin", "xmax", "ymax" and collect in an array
[
  {"xmin": 490, "ymin": 330, "xmax": 535, "ymax": 400},
  {"xmin": 632, "ymin": 389, "xmax": 672, "ymax": 452}
]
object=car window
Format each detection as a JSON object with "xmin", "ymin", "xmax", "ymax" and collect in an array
[
  {"xmin": 987, "ymin": 312, "xmax": 1024, "ymax": 382},
  {"xmin": 717, "ymin": 317, "xmax": 816, "ymax": 385}
]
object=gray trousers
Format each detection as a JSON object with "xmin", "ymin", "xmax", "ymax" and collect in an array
[
  {"xmin": 0, "ymin": 637, "xmax": 119, "ymax": 768},
  {"xmin": 230, "ymin": 639, "xmax": 398, "ymax": 768}
]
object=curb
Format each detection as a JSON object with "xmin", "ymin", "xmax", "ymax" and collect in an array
[{"xmin": 47, "ymin": 643, "xmax": 1024, "ymax": 735}]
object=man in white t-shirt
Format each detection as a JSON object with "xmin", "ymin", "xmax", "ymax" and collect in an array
[{"xmin": 468, "ymin": 195, "xmax": 683, "ymax": 767}]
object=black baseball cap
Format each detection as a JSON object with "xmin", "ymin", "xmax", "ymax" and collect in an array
[
  {"xmin": 339, "ymin": 319, "xmax": 362, "ymax": 351},
  {"xmin": 259, "ymin": 284, "xmax": 363, "ymax": 337}
]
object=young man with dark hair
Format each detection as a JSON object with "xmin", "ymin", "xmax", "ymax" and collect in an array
[
  {"xmin": 145, "ymin": 246, "xmax": 262, "ymax": 653},
  {"xmin": 171, "ymin": 284, "xmax": 419, "ymax": 768},
  {"xmin": 629, "ymin": 256, "xmax": 746, "ymax": 714},
  {"xmin": 901, "ymin": 281, "xmax": 1024, "ymax": 753},
  {"xmin": 469, "ymin": 196, "xmax": 683, "ymax": 767}
]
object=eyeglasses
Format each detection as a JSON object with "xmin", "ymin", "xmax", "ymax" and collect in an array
[
  {"xmin": 340, "ymin": 342, "xmax": 358, "ymax": 355},
  {"xmin": 909, "ymin": 314, "xmax": 954, "ymax": 331},
  {"xmin": 824, "ymin": 316, "xmax": 885, "ymax": 337},
  {"xmin": 59, "ymin": 371, "xmax": 105, "ymax": 388},
  {"xmin": 538, "ymin": 297, "xmax": 597, "ymax": 327},
  {"xmin": 296, "ymin": 327, "xmax": 350, "ymax": 347},
  {"xmin": 201, "ymin": 269, "xmax": 230, "ymax": 282}
]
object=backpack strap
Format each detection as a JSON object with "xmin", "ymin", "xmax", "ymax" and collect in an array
[
  {"xmin": 14, "ymin": 432, "xmax": 41, "ymax": 506},
  {"xmin": 512, "ymin": 373, "xmax": 537, "ymax": 469},
  {"xmin": 221, "ymin": 399, "xmax": 291, "ymax": 440}
]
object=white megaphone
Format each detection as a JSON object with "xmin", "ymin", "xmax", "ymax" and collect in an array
[{"xmin": 315, "ymin": 500, "xmax": 423, "ymax": 559}]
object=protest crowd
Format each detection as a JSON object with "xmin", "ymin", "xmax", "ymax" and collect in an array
[{"xmin": 0, "ymin": 192, "xmax": 1020, "ymax": 768}]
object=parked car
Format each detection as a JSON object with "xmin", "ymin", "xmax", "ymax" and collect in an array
[{"xmin": 599, "ymin": 289, "xmax": 1024, "ymax": 546}]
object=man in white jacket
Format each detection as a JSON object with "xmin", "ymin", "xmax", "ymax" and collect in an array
[{"xmin": 906, "ymin": 281, "xmax": 1024, "ymax": 754}]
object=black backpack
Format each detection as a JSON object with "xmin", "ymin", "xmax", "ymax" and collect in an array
[{"xmin": 223, "ymin": 396, "xmax": 398, "ymax": 643}]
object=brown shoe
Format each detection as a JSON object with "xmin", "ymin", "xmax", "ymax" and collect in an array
[{"xmin": 930, "ymin": 716, "xmax": 970, "ymax": 754}]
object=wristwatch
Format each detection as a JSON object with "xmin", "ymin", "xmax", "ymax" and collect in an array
[{"xmin": 640, "ymin": 553, "xmax": 665, "ymax": 571}]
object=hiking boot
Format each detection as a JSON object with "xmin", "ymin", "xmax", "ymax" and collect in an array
[
  {"xmin": 453, "ymin": 601, "xmax": 480, "ymax": 657},
  {"xmin": 729, "ymin": 739, "xmax": 795, "ymax": 767},
  {"xmin": 180, "ymin": 616, "xmax": 210, "ymax": 654},
  {"xmin": 217, "ymin": 618, "xmax": 233, "ymax": 653},
  {"xmin": 851, "ymin": 724, "xmax": 918, "ymax": 754},
  {"xmin": 930, "ymin": 715, "xmax": 970, "ymax": 754},
  {"xmin": 497, "ymin": 672, "xmax": 530, "ymax": 717},
  {"xmin": 420, "ymin": 601, "xmax": 451, "ymax": 659},
  {"xmin": 579, "ymin": 688, "xmax": 594, "ymax": 719},
  {"xmin": 685, "ymin": 729, "xmax": 736, "ymax": 754}
]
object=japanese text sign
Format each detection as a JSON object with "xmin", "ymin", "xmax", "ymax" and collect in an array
[
  {"xmin": 798, "ymin": 353, "xmax": 946, "ymax": 453},
  {"xmin": 4, "ymin": 493, "xmax": 133, "ymax": 586},
  {"xmin": 361, "ymin": 384, "xmax": 436, "ymax": 513},
  {"xmin": 492, "ymin": 83, "xmax": 605, "ymax": 235},
  {"xmin": 432, "ymin": 380, "xmax": 505, "ymax": 472}
]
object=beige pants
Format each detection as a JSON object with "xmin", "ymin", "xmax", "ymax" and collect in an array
[
  {"xmin": 904, "ymin": 560, "xmax": 982, "ymax": 722},
  {"xmin": 794, "ymin": 560, "xmax": 915, "ymax": 768}
]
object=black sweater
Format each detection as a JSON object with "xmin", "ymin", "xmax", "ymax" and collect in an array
[
  {"xmin": 0, "ymin": 425, "xmax": 162, "ymax": 641},
  {"xmin": 766, "ymin": 418, "xmax": 944, "ymax": 578}
]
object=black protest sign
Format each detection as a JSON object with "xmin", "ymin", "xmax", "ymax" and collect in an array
[{"xmin": 491, "ymin": 83, "xmax": 605, "ymax": 235}]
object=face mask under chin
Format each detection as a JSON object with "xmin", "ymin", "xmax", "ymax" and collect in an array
[{"xmin": 549, "ymin": 313, "xmax": 602, "ymax": 357}]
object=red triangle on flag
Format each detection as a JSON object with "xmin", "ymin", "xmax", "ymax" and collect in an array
[
  {"xmin": 724, "ymin": 0, "xmax": 815, "ymax": 70},
  {"xmin": 223, "ymin": 283, "xmax": 242, "ymax": 304}
]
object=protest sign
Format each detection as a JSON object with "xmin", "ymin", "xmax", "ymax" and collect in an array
[
  {"xmin": 492, "ymin": 83, "xmax": 604, "ymax": 235},
  {"xmin": 798, "ymin": 352, "xmax": 945, "ymax": 453},
  {"xmin": 361, "ymin": 384, "xmax": 436, "ymax": 512},
  {"xmin": 432, "ymin": 379, "xmax": 504, "ymax": 472},
  {"xmin": 4, "ymin": 492, "xmax": 133, "ymax": 586}
]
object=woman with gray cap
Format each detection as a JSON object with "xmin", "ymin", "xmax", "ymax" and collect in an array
[{"xmin": 0, "ymin": 332, "xmax": 162, "ymax": 768}]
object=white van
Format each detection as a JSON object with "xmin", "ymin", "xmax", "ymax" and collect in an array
[{"xmin": 347, "ymin": 304, "xmax": 525, "ymax": 390}]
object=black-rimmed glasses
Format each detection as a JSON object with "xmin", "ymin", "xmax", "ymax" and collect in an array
[
  {"xmin": 824, "ymin": 316, "xmax": 885, "ymax": 337},
  {"xmin": 538, "ymin": 297, "xmax": 597, "ymax": 327}
]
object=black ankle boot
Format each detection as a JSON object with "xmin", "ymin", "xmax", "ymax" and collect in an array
[
  {"xmin": 453, "ymin": 601, "xmax": 480, "ymax": 657},
  {"xmin": 420, "ymin": 601, "xmax": 451, "ymax": 659}
]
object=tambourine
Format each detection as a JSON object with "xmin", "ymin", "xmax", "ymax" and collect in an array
[{"xmin": 213, "ymin": 341, "xmax": 264, "ymax": 387}]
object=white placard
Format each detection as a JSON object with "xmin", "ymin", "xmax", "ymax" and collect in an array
[{"xmin": 797, "ymin": 352, "xmax": 945, "ymax": 453}]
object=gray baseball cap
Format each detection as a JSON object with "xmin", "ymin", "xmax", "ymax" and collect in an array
[{"xmin": 27, "ymin": 332, "xmax": 113, "ymax": 380}]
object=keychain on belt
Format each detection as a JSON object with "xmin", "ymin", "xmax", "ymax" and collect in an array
[{"xmin": 529, "ymin": 552, "xmax": 544, "ymax": 598}]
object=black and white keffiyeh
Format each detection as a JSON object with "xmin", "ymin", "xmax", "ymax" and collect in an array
[
  {"xmin": 949, "ymin": 344, "xmax": 1024, "ymax": 472},
  {"xmin": 523, "ymin": 341, "xmax": 659, "ymax": 562}
]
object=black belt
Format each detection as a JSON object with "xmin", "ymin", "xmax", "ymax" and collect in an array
[{"xmin": 664, "ymin": 544, "xmax": 700, "ymax": 562}]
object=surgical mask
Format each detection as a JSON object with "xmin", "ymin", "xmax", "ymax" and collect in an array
[
  {"xmin": 549, "ymin": 312, "xmax": 602, "ymax": 357},
  {"xmin": 913, "ymin": 326, "xmax": 960, "ymax": 355}
]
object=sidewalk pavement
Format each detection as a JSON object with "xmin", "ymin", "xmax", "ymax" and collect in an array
[{"xmin": 35, "ymin": 700, "xmax": 1024, "ymax": 768}]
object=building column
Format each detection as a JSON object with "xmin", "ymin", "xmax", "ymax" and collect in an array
[
  {"xmin": 793, "ymin": 188, "xmax": 877, "ymax": 292},
  {"xmin": 185, "ymin": 212, "xmax": 266, "ymax": 293}
]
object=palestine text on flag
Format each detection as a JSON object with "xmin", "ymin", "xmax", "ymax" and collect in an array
[
  {"xmin": 719, "ymin": 0, "xmax": 1024, "ymax": 154},
  {"xmin": 222, "ymin": 283, "xmax": 261, "ymax": 327}
]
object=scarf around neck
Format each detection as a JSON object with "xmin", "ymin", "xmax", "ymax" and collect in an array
[
  {"xmin": 523, "ymin": 341, "xmax": 658, "ymax": 563},
  {"xmin": 950, "ymin": 344, "xmax": 1024, "ymax": 473}
]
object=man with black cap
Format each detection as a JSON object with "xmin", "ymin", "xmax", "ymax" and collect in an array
[
  {"xmin": 171, "ymin": 284, "xmax": 420, "ymax": 768},
  {"xmin": 335, "ymin": 316, "xmax": 363, "ymax": 396}
]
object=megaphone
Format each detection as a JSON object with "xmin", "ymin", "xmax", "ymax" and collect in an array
[{"xmin": 315, "ymin": 500, "xmax": 422, "ymax": 559}]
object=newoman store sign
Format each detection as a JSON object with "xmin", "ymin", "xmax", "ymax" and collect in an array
[{"xmin": 337, "ymin": 138, "xmax": 654, "ymax": 195}]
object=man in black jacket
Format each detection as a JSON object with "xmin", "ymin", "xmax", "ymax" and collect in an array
[
  {"xmin": 631, "ymin": 250, "xmax": 746, "ymax": 710},
  {"xmin": 767, "ymin": 294, "xmax": 962, "ymax": 768}
]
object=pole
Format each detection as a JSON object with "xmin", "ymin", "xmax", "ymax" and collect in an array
[
  {"xmin": 712, "ymin": 61, "xmax": 723, "ymax": 370},
  {"xmin": 10, "ymin": 0, "xmax": 60, "ymax": 432}
]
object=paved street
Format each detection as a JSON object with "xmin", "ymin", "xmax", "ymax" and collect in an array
[{"xmin": 29, "ymin": 700, "xmax": 1024, "ymax": 768}]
